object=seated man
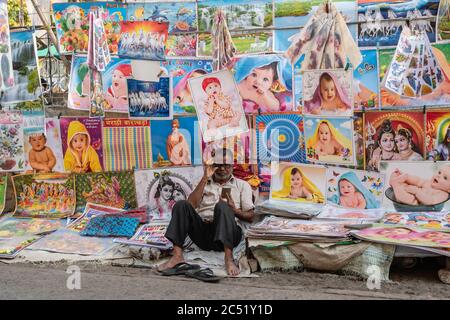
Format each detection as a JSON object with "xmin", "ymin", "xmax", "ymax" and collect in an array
[{"xmin": 158, "ymin": 148, "xmax": 255, "ymax": 276}]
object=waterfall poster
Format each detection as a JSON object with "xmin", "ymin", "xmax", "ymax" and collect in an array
[
  {"xmin": 0, "ymin": 0, "xmax": 14, "ymax": 91},
  {"xmin": 0, "ymin": 31, "xmax": 41, "ymax": 105}
]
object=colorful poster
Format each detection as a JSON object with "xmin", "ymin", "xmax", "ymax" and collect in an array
[
  {"xmin": 150, "ymin": 116, "xmax": 201, "ymax": 168},
  {"xmin": 0, "ymin": 236, "xmax": 40, "ymax": 259},
  {"xmin": 379, "ymin": 42, "xmax": 450, "ymax": 108},
  {"xmin": 353, "ymin": 49, "xmax": 379, "ymax": 110},
  {"xmin": 102, "ymin": 118, "xmax": 152, "ymax": 171},
  {"xmin": 118, "ymin": 21, "xmax": 169, "ymax": 60},
  {"xmin": 69, "ymin": 202, "xmax": 125, "ymax": 232},
  {"xmin": 127, "ymin": 78, "xmax": 172, "ymax": 120},
  {"xmin": 326, "ymin": 167, "xmax": 385, "ymax": 209},
  {"xmin": 44, "ymin": 118, "xmax": 64, "ymax": 173},
  {"xmin": 0, "ymin": 175, "xmax": 6, "ymax": 213},
  {"xmin": 74, "ymin": 171, "xmax": 138, "ymax": 215},
  {"xmin": 134, "ymin": 166, "xmax": 204, "ymax": 221},
  {"xmin": 60, "ymin": 117, "xmax": 104, "ymax": 173},
  {"xmin": 188, "ymin": 69, "xmax": 249, "ymax": 142},
  {"xmin": 270, "ymin": 162, "xmax": 326, "ymax": 205},
  {"xmin": 382, "ymin": 211, "xmax": 450, "ymax": 230},
  {"xmin": 160, "ymin": 59, "xmax": 214, "ymax": 115},
  {"xmin": 0, "ymin": 31, "xmax": 41, "ymax": 104},
  {"xmin": 68, "ymin": 55, "xmax": 132, "ymax": 113},
  {"xmin": 12, "ymin": 173, "xmax": 76, "ymax": 219},
  {"xmin": 318, "ymin": 206, "xmax": 385, "ymax": 221},
  {"xmin": 52, "ymin": 1, "xmax": 126, "ymax": 54},
  {"xmin": 0, "ymin": 0, "xmax": 14, "ymax": 91},
  {"xmin": 426, "ymin": 110, "xmax": 450, "ymax": 161},
  {"xmin": 127, "ymin": 1, "xmax": 198, "ymax": 57},
  {"xmin": 0, "ymin": 111, "xmax": 25, "ymax": 172},
  {"xmin": 354, "ymin": 112, "xmax": 365, "ymax": 169},
  {"xmin": 274, "ymin": 0, "xmax": 358, "ymax": 52},
  {"xmin": 357, "ymin": 0, "xmax": 438, "ymax": 47},
  {"xmin": 197, "ymin": 0, "xmax": 273, "ymax": 56},
  {"xmin": 437, "ymin": 0, "xmax": 450, "ymax": 41},
  {"xmin": 227, "ymin": 54, "xmax": 294, "ymax": 114},
  {"xmin": 0, "ymin": 218, "xmax": 64, "ymax": 238},
  {"xmin": 364, "ymin": 112, "xmax": 425, "ymax": 171},
  {"xmin": 304, "ymin": 116, "xmax": 356, "ymax": 165},
  {"xmin": 113, "ymin": 221, "xmax": 172, "ymax": 250},
  {"xmin": 302, "ymin": 69, "xmax": 354, "ymax": 116}
]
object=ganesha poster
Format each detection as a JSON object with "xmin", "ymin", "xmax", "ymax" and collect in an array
[
  {"xmin": 68, "ymin": 54, "xmax": 131, "ymax": 113},
  {"xmin": 52, "ymin": 1, "xmax": 126, "ymax": 54},
  {"xmin": 426, "ymin": 110, "xmax": 450, "ymax": 161}
]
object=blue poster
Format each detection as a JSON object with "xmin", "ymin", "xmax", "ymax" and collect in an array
[{"xmin": 127, "ymin": 78, "xmax": 172, "ymax": 119}]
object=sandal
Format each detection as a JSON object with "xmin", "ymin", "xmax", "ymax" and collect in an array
[
  {"xmin": 185, "ymin": 268, "xmax": 222, "ymax": 283},
  {"xmin": 158, "ymin": 262, "xmax": 200, "ymax": 276}
]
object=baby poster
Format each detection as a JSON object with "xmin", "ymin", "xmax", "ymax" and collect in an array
[
  {"xmin": 270, "ymin": 162, "xmax": 327, "ymax": 205},
  {"xmin": 353, "ymin": 49, "xmax": 379, "ymax": 110},
  {"xmin": 426, "ymin": 110, "xmax": 450, "ymax": 161},
  {"xmin": 134, "ymin": 166, "xmax": 204, "ymax": 221},
  {"xmin": 304, "ymin": 116, "xmax": 356, "ymax": 165},
  {"xmin": 44, "ymin": 118, "xmax": 64, "ymax": 173},
  {"xmin": 160, "ymin": 59, "xmax": 214, "ymax": 115},
  {"xmin": 68, "ymin": 55, "xmax": 132, "ymax": 113},
  {"xmin": 188, "ymin": 69, "xmax": 248, "ymax": 142},
  {"xmin": 59, "ymin": 117, "xmax": 104, "ymax": 173},
  {"xmin": 150, "ymin": 116, "xmax": 202, "ymax": 168},
  {"xmin": 380, "ymin": 161, "xmax": 450, "ymax": 210},
  {"xmin": 302, "ymin": 69, "xmax": 354, "ymax": 117},
  {"xmin": 364, "ymin": 111, "xmax": 425, "ymax": 171},
  {"xmin": 118, "ymin": 21, "xmax": 169, "ymax": 61},
  {"xmin": 0, "ymin": 111, "xmax": 25, "ymax": 172},
  {"xmin": 228, "ymin": 54, "xmax": 294, "ymax": 114},
  {"xmin": 0, "ymin": 0, "xmax": 14, "ymax": 91},
  {"xmin": 127, "ymin": 1, "xmax": 198, "ymax": 57},
  {"xmin": 12, "ymin": 173, "xmax": 76, "ymax": 219},
  {"xmin": 127, "ymin": 78, "xmax": 172, "ymax": 120},
  {"xmin": 326, "ymin": 167, "xmax": 385, "ymax": 209},
  {"xmin": 381, "ymin": 211, "xmax": 450, "ymax": 230},
  {"xmin": 52, "ymin": 1, "xmax": 126, "ymax": 54}
]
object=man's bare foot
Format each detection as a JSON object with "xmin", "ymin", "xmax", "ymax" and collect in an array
[
  {"xmin": 157, "ymin": 254, "xmax": 184, "ymax": 272},
  {"xmin": 224, "ymin": 255, "xmax": 240, "ymax": 276}
]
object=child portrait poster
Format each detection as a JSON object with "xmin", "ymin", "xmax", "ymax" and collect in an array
[
  {"xmin": 60, "ymin": 117, "xmax": 104, "ymax": 173},
  {"xmin": 364, "ymin": 112, "xmax": 425, "ymax": 171},
  {"xmin": 0, "ymin": 111, "xmax": 25, "ymax": 172},
  {"xmin": 270, "ymin": 162, "xmax": 326, "ymax": 205},
  {"xmin": 326, "ymin": 167, "xmax": 385, "ymax": 209},
  {"xmin": 68, "ymin": 55, "xmax": 132, "ymax": 113},
  {"xmin": 44, "ymin": 118, "xmax": 64, "ymax": 173},
  {"xmin": 302, "ymin": 69, "xmax": 354, "ymax": 117},
  {"xmin": 426, "ymin": 110, "xmax": 450, "ymax": 161},
  {"xmin": 188, "ymin": 69, "xmax": 248, "ymax": 142},
  {"xmin": 304, "ymin": 116, "xmax": 356, "ymax": 165},
  {"xmin": 150, "ymin": 116, "xmax": 202, "ymax": 168},
  {"xmin": 12, "ymin": 173, "xmax": 76, "ymax": 219},
  {"xmin": 160, "ymin": 59, "xmax": 214, "ymax": 115},
  {"xmin": 0, "ymin": 175, "xmax": 7, "ymax": 213},
  {"xmin": 134, "ymin": 166, "xmax": 204, "ymax": 221},
  {"xmin": 228, "ymin": 54, "xmax": 294, "ymax": 114}
]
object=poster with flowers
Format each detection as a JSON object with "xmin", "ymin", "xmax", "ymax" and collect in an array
[
  {"xmin": 52, "ymin": 2, "xmax": 126, "ymax": 54},
  {"xmin": 0, "ymin": 111, "xmax": 25, "ymax": 172}
]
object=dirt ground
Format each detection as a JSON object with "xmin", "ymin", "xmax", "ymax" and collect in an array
[{"xmin": 0, "ymin": 257, "xmax": 448, "ymax": 300}]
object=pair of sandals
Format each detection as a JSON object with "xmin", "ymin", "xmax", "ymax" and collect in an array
[{"xmin": 158, "ymin": 262, "xmax": 221, "ymax": 282}]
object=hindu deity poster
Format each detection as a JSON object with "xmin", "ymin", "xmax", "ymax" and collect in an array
[
  {"xmin": 150, "ymin": 116, "xmax": 202, "ymax": 168},
  {"xmin": 74, "ymin": 170, "xmax": 138, "ymax": 215},
  {"xmin": 378, "ymin": 42, "xmax": 450, "ymax": 108},
  {"xmin": 274, "ymin": 0, "xmax": 358, "ymax": 52},
  {"xmin": 160, "ymin": 59, "xmax": 214, "ymax": 115},
  {"xmin": 0, "ymin": 111, "xmax": 25, "ymax": 172},
  {"xmin": 379, "ymin": 161, "xmax": 450, "ymax": 211},
  {"xmin": 188, "ymin": 69, "xmax": 249, "ymax": 142},
  {"xmin": 227, "ymin": 54, "xmax": 294, "ymax": 114},
  {"xmin": 52, "ymin": 1, "xmax": 126, "ymax": 54},
  {"xmin": 0, "ymin": 31, "xmax": 41, "ymax": 104},
  {"xmin": 426, "ymin": 110, "xmax": 450, "ymax": 161},
  {"xmin": 270, "ymin": 162, "xmax": 327, "ymax": 205},
  {"xmin": 304, "ymin": 116, "xmax": 356, "ymax": 165},
  {"xmin": 0, "ymin": 175, "xmax": 6, "ymax": 213},
  {"xmin": 197, "ymin": 0, "xmax": 273, "ymax": 56},
  {"xmin": 60, "ymin": 117, "xmax": 104, "ymax": 173},
  {"xmin": 12, "ymin": 173, "xmax": 76, "ymax": 219},
  {"xmin": 326, "ymin": 167, "xmax": 385, "ymax": 209},
  {"xmin": 0, "ymin": 217, "xmax": 64, "ymax": 238},
  {"xmin": 118, "ymin": 21, "xmax": 169, "ymax": 61},
  {"xmin": 127, "ymin": 78, "xmax": 172, "ymax": 120},
  {"xmin": 44, "ymin": 118, "xmax": 64, "ymax": 173},
  {"xmin": 0, "ymin": 0, "xmax": 14, "ymax": 91},
  {"xmin": 382, "ymin": 211, "xmax": 450, "ymax": 230},
  {"xmin": 127, "ymin": 1, "xmax": 198, "ymax": 57},
  {"xmin": 102, "ymin": 118, "xmax": 152, "ymax": 171},
  {"xmin": 134, "ymin": 166, "xmax": 204, "ymax": 221},
  {"xmin": 302, "ymin": 69, "xmax": 354, "ymax": 117},
  {"xmin": 357, "ymin": 0, "xmax": 438, "ymax": 47},
  {"xmin": 68, "ymin": 55, "xmax": 132, "ymax": 113},
  {"xmin": 364, "ymin": 111, "xmax": 425, "ymax": 171}
]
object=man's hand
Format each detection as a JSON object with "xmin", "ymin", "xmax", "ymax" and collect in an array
[
  {"xmin": 224, "ymin": 193, "xmax": 237, "ymax": 211},
  {"xmin": 204, "ymin": 165, "xmax": 216, "ymax": 179}
]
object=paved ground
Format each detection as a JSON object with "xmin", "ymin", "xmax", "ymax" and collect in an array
[{"xmin": 0, "ymin": 258, "xmax": 448, "ymax": 300}]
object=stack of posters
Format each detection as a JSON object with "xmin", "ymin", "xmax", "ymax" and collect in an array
[
  {"xmin": 255, "ymin": 200, "xmax": 321, "ymax": 219},
  {"xmin": 0, "ymin": 236, "xmax": 40, "ymax": 259},
  {"xmin": 113, "ymin": 221, "xmax": 172, "ymax": 250}
]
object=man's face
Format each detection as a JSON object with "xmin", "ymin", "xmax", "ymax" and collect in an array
[{"xmin": 213, "ymin": 163, "xmax": 233, "ymax": 181}]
